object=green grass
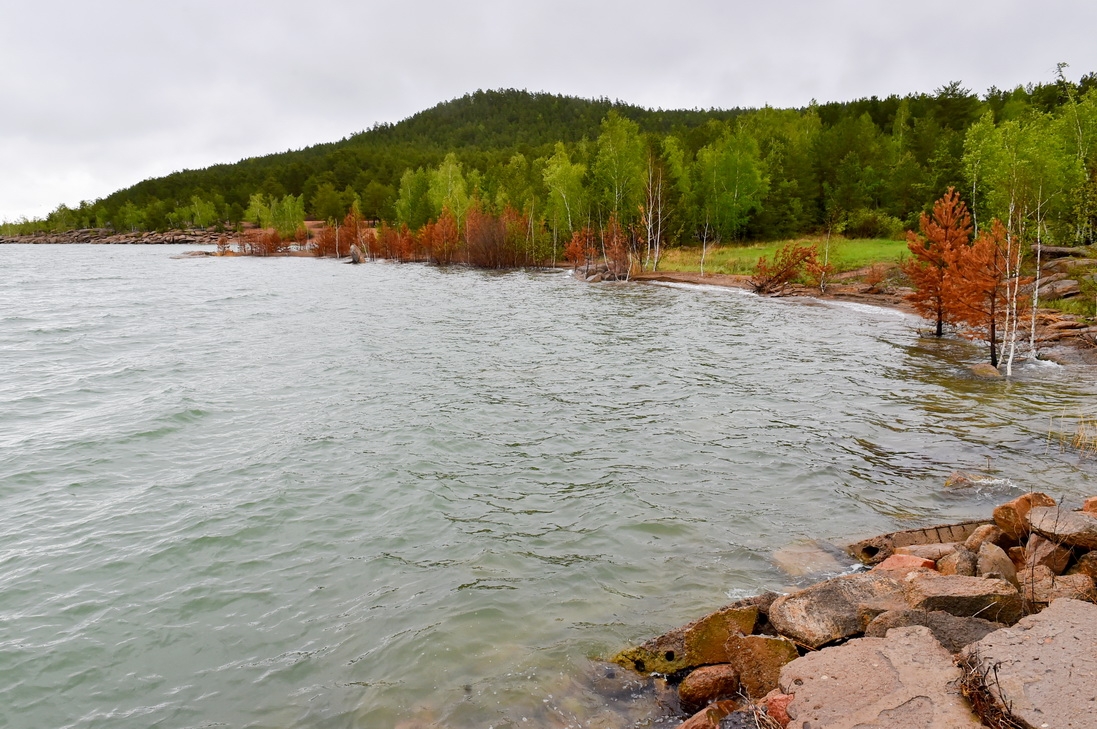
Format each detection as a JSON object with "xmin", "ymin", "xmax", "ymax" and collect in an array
[
  {"xmin": 1043, "ymin": 297, "xmax": 1097, "ymax": 320},
  {"xmin": 656, "ymin": 237, "xmax": 908, "ymax": 275}
]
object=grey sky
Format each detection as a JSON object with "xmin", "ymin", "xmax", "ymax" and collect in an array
[{"xmin": 2, "ymin": 0, "xmax": 1096, "ymax": 221}]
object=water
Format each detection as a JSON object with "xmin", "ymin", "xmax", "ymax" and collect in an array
[{"xmin": 1, "ymin": 245, "xmax": 1094, "ymax": 729}]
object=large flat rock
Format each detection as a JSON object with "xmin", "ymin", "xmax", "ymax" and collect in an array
[
  {"xmin": 904, "ymin": 573, "xmax": 1023, "ymax": 625},
  {"xmin": 778, "ymin": 626, "xmax": 981, "ymax": 728},
  {"xmin": 1029, "ymin": 506, "xmax": 1097, "ymax": 549},
  {"xmin": 964, "ymin": 598, "xmax": 1097, "ymax": 729},
  {"xmin": 769, "ymin": 572, "xmax": 907, "ymax": 649}
]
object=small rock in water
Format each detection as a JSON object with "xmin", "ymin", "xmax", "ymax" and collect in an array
[
  {"xmin": 771, "ymin": 540, "xmax": 854, "ymax": 578},
  {"xmin": 970, "ymin": 362, "xmax": 1002, "ymax": 378}
]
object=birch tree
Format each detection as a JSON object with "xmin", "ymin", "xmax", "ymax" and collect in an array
[
  {"xmin": 592, "ymin": 111, "xmax": 645, "ymax": 225},
  {"xmin": 542, "ymin": 143, "xmax": 587, "ymax": 238}
]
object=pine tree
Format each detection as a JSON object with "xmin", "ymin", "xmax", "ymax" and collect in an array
[{"xmin": 903, "ymin": 188, "xmax": 973, "ymax": 336}]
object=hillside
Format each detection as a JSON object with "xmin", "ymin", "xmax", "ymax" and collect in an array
[{"xmin": 6, "ymin": 76, "xmax": 1097, "ymax": 249}]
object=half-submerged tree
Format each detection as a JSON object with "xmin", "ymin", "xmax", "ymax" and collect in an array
[
  {"xmin": 944, "ymin": 219, "xmax": 1030, "ymax": 369},
  {"xmin": 749, "ymin": 242, "xmax": 817, "ymax": 295},
  {"xmin": 903, "ymin": 188, "xmax": 973, "ymax": 336}
]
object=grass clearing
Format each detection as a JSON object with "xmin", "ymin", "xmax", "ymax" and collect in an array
[{"xmin": 656, "ymin": 237, "xmax": 908, "ymax": 276}]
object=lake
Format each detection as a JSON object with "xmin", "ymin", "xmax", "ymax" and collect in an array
[{"xmin": 1, "ymin": 244, "xmax": 1094, "ymax": 728}]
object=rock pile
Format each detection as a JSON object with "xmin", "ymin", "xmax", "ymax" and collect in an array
[
  {"xmin": 0, "ymin": 228, "xmax": 227, "ymax": 245},
  {"xmin": 611, "ymin": 492, "xmax": 1097, "ymax": 728}
]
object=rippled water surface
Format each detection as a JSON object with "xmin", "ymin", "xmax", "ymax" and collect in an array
[{"xmin": 1, "ymin": 245, "xmax": 1094, "ymax": 729}]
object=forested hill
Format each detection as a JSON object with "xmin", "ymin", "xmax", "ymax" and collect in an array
[
  {"xmin": 10, "ymin": 75, "xmax": 1097, "ymax": 247},
  {"xmin": 91, "ymin": 90, "xmax": 745, "ymax": 228}
]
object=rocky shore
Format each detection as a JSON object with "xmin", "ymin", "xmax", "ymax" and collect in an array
[
  {"xmin": 0, "ymin": 228, "xmax": 226, "ymax": 246},
  {"xmin": 610, "ymin": 492, "xmax": 1097, "ymax": 728}
]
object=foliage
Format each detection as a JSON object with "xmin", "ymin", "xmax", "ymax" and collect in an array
[
  {"xmin": 903, "ymin": 188, "xmax": 973, "ymax": 336},
  {"xmin": 749, "ymin": 242, "xmax": 818, "ymax": 295},
  {"xmin": 9, "ymin": 75, "xmax": 1097, "ymax": 257},
  {"xmin": 942, "ymin": 219, "xmax": 1029, "ymax": 366}
]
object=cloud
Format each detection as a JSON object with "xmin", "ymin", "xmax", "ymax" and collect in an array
[{"xmin": 3, "ymin": 0, "xmax": 1096, "ymax": 220}]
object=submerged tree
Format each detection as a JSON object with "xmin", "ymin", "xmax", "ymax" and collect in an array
[
  {"xmin": 903, "ymin": 188, "xmax": 973, "ymax": 336},
  {"xmin": 943, "ymin": 219, "xmax": 1030, "ymax": 368}
]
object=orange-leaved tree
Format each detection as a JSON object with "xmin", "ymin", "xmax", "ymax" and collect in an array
[
  {"xmin": 564, "ymin": 226, "xmax": 596, "ymax": 273},
  {"xmin": 903, "ymin": 188, "xmax": 973, "ymax": 336},
  {"xmin": 943, "ymin": 219, "xmax": 1030, "ymax": 368},
  {"xmin": 749, "ymin": 242, "xmax": 817, "ymax": 295}
]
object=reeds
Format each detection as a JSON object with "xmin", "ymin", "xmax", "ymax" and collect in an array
[{"xmin": 1046, "ymin": 412, "xmax": 1097, "ymax": 458}]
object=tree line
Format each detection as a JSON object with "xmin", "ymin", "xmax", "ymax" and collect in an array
[{"xmin": 5, "ymin": 72, "xmax": 1097, "ymax": 260}]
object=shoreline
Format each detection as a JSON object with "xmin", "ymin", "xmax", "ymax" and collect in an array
[
  {"xmin": 610, "ymin": 493, "xmax": 1097, "ymax": 729},
  {"xmin": 629, "ymin": 270, "xmax": 1097, "ymax": 367},
  {"xmin": 5, "ymin": 233, "xmax": 1095, "ymax": 365}
]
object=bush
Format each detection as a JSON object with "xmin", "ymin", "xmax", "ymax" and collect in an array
[{"xmin": 846, "ymin": 209, "xmax": 904, "ymax": 240}]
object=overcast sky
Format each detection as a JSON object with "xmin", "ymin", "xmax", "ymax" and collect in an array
[{"xmin": 3, "ymin": 0, "xmax": 1096, "ymax": 221}]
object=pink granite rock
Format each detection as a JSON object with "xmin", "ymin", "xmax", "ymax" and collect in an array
[{"xmin": 779, "ymin": 626, "xmax": 981, "ymax": 728}]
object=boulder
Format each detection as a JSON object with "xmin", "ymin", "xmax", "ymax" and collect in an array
[
  {"xmin": 937, "ymin": 545, "xmax": 978, "ymax": 576},
  {"xmin": 1020, "ymin": 564, "xmax": 1096, "ymax": 610},
  {"xmin": 863, "ymin": 609, "xmax": 1003, "ymax": 654},
  {"xmin": 894, "ymin": 542, "xmax": 958, "ymax": 561},
  {"xmin": 848, "ymin": 520, "xmax": 990, "ymax": 565},
  {"xmin": 763, "ymin": 691, "xmax": 793, "ymax": 728},
  {"xmin": 992, "ymin": 491, "xmax": 1056, "ymax": 540},
  {"xmin": 1040, "ymin": 277, "xmax": 1082, "ymax": 298},
  {"xmin": 904, "ymin": 574, "xmax": 1023, "ymax": 625},
  {"xmin": 778, "ymin": 626, "xmax": 981, "ymax": 728},
  {"xmin": 1042, "ymin": 256, "xmax": 1097, "ymax": 273},
  {"xmin": 975, "ymin": 542, "xmax": 1018, "ymax": 587},
  {"xmin": 1082, "ymin": 496, "xmax": 1097, "ymax": 516},
  {"xmin": 613, "ymin": 601, "xmax": 760, "ymax": 675},
  {"xmin": 768, "ymin": 572, "xmax": 906, "ymax": 649},
  {"xmin": 1036, "ymin": 244, "xmax": 1091, "ymax": 259},
  {"xmin": 1029, "ymin": 505, "xmax": 1097, "ymax": 549},
  {"xmin": 674, "ymin": 699, "xmax": 740, "ymax": 729},
  {"xmin": 722, "ymin": 634, "xmax": 799, "ymax": 699},
  {"xmin": 962, "ymin": 523, "xmax": 1005, "ymax": 553},
  {"xmin": 1066, "ymin": 551, "xmax": 1097, "ymax": 581},
  {"xmin": 1007, "ymin": 545, "xmax": 1027, "ymax": 572},
  {"xmin": 677, "ymin": 664, "xmax": 740, "ymax": 715},
  {"xmin": 963, "ymin": 599, "xmax": 1097, "ymax": 729},
  {"xmin": 1024, "ymin": 532, "xmax": 1072, "ymax": 575},
  {"xmin": 970, "ymin": 362, "xmax": 1002, "ymax": 378},
  {"xmin": 871, "ymin": 553, "xmax": 936, "ymax": 578}
]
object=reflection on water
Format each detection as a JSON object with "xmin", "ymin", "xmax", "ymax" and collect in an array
[{"xmin": 0, "ymin": 245, "xmax": 1094, "ymax": 729}]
